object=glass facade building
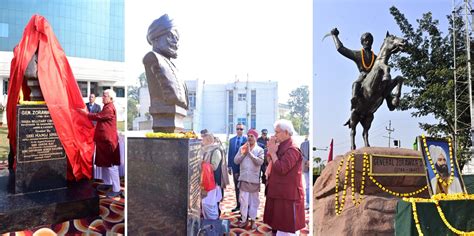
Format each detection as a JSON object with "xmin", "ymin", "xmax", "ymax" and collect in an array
[{"xmin": 0, "ymin": 0, "xmax": 124, "ymax": 62}]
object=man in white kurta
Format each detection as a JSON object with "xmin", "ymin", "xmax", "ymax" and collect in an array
[{"xmin": 234, "ymin": 129, "xmax": 264, "ymax": 229}]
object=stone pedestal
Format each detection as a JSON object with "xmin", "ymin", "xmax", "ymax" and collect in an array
[
  {"xmin": 149, "ymin": 105, "xmax": 187, "ymax": 133},
  {"xmin": 0, "ymin": 170, "xmax": 99, "ymax": 233},
  {"xmin": 127, "ymin": 137, "xmax": 201, "ymax": 236},
  {"xmin": 0, "ymin": 105, "xmax": 99, "ymax": 233},
  {"xmin": 313, "ymin": 147, "xmax": 429, "ymax": 236}
]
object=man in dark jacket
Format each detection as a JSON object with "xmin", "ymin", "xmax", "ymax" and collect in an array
[
  {"xmin": 257, "ymin": 129, "xmax": 269, "ymax": 184},
  {"xmin": 227, "ymin": 123, "xmax": 247, "ymax": 212},
  {"xmin": 86, "ymin": 93, "xmax": 101, "ymax": 113}
]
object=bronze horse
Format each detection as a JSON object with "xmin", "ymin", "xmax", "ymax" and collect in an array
[{"xmin": 345, "ymin": 32, "xmax": 407, "ymax": 150}]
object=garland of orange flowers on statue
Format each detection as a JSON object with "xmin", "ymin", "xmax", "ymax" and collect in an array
[
  {"xmin": 334, "ymin": 152, "xmax": 368, "ymax": 215},
  {"xmin": 361, "ymin": 49, "xmax": 375, "ymax": 70},
  {"xmin": 351, "ymin": 152, "xmax": 369, "ymax": 205},
  {"xmin": 19, "ymin": 100, "xmax": 46, "ymax": 105},
  {"xmin": 404, "ymin": 194, "xmax": 474, "ymax": 235},
  {"xmin": 145, "ymin": 131, "xmax": 197, "ymax": 139},
  {"xmin": 334, "ymin": 156, "xmax": 350, "ymax": 215},
  {"xmin": 421, "ymin": 135, "xmax": 455, "ymax": 188},
  {"xmin": 368, "ymin": 167, "xmax": 428, "ymax": 197}
]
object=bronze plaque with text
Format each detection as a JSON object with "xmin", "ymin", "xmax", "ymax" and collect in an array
[{"xmin": 370, "ymin": 154, "xmax": 424, "ymax": 176}]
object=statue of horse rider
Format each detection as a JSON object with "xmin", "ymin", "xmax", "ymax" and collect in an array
[{"xmin": 330, "ymin": 28, "xmax": 391, "ymax": 110}]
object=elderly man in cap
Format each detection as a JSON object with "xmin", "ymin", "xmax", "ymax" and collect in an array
[
  {"xmin": 234, "ymin": 129, "xmax": 264, "ymax": 229},
  {"xmin": 144, "ymin": 14, "xmax": 188, "ymax": 132}
]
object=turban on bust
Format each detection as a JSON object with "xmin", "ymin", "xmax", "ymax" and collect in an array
[{"xmin": 147, "ymin": 14, "xmax": 175, "ymax": 45}]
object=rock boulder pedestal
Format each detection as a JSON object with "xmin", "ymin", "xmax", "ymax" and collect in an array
[{"xmin": 313, "ymin": 147, "xmax": 429, "ymax": 236}]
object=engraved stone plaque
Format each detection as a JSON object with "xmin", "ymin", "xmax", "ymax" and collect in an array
[
  {"xmin": 17, "ymin": 106, "xmax": 66, "ymax": 163},
  {"xmin": 370, "ymin": 154, "xmax": 424, "ymax": 176},
  {"xmin": 15, "ymin": 105, "xmax": 67, "ymax": 193}
]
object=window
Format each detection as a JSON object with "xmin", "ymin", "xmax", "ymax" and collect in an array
[
  {"xmin": 90, "ymin": 82, "xmax": 98, "ymax": 96},
  {"xmin": 238, "ymin": 93, "xmax": 246, "ymax": 101},
  {"xmin": 77, "ymin": 81, "xmax": 88, "ymax": 97},
  {"xmin": 188, "ymin": 91, "xmax": 196, "ymax": 109},
  {"xmin": 251, "ymin": 90, "xmax": 256, "ymax": 129},
  {"xmin": 237, "ymin": 118, "xmax": 247, "ymax": 127},
  {"xmin": 3, "ymin": 80, "xmax": 8, "ymax": 95},
  {"xmin": 113, "ymin": 87, "xmax": 125, "ymax": 97},
  {"xmin": 0, "ymin": 23, "xmax": 8, "ymax": 38},
  {"xmin": 251, "ymin": 115, "xmax": 256, "ymax": 129},
  {"xmin": 99, "ymin": 86, "xmax": 111, "ymax": 96},
  {"xmin": 228, "ymin": 91, "xmax": 234, "ymax": 134}
]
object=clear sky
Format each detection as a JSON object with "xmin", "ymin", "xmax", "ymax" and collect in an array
[
  {"xmin": 313, "ymin": 0, "xmax": 452, "ymax": 159},
  {"xmin": 125, "ymin": 0, "xmax": 312, "ymax": 103}
]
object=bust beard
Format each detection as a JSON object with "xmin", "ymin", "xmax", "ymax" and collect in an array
[{"xmin": 152, "ymin": 36, "xmax": 178, "ymax": 59}]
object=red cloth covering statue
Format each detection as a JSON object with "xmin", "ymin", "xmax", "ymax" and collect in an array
[{"xmin": 6, "ymin": 15, "xmax": 95, "ymax": 181}]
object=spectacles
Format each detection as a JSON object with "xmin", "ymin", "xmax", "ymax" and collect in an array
[{"xmin": 236, "ymin": 128, "xmax": 244, "ymax": 131}]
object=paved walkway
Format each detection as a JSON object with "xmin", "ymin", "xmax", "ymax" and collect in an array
[
  {"xmin": 221, "ymin": 174, "xmax": 310, "ymax": 235},
  {"xmin": 0, "ymin": 161, "xmax": 125, "ymax": 235}
]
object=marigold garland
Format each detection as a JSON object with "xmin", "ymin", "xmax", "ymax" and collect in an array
[
  {"xmin": 19, "ymin": 100, "xmax": 46, "ymax": 105},
  {"xmin": 334, "ymin": 157, "xmax": 350, "ymax": 215},
  {"xmin": 334, "ymin": 152, "xmax": 368, "ymax": 215},
  {"xmin": 361, "ymin": 49, "xmax": 375, "ymax": 70},
  {"xmin": 145, "ymin": 131, "xmax": 197, "ymax": 139},
  {"xmin": 368, "ymin": 175, "xmax": 428, "ymax": 197},
  {"xmin": 351, "ymin": 152, "xmax": 369, "ymax": 206},
  {"xmin": 421, "ymin": 134, "xmax": 455, "ymax": 188},
  {"xmin": 411, "ymin": 201, "xmax": 424, "ymax": 236},
  {"xmin": 403, "ymin": 193, "xmax": 474, "ymax": 236}
]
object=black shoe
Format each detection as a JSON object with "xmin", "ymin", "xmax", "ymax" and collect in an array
[
  {"xmin": 106, "ymin": 191, "xmax": 121, "ymax": 198},
  {"xmin": 231, "ymin": 207, "xmax": 240, "ymax": 212},
  {"xmin": 96, "ymin": 184, "xmax": 112, "ymax": 192}
]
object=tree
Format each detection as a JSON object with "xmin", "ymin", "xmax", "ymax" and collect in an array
[
  {"xmin": 287, "ymin": 85, "xmax": 309, "ymax": 135},
  {"xmin": 389, "ymin": 6, "xmax": 472, "ymax": 169},
  {"xmin": 127, "ymin": 73, "xmax": 146, "ymax": 130}
]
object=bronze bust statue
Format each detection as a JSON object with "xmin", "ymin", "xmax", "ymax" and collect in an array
[{"xmin": 144, "ymin": 14, "xmax": 189, "ymax": 133}]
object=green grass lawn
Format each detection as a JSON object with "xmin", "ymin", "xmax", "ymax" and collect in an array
[{"xmin": 0, "ymin": 126, "xmax": 8, "ymax": 161}]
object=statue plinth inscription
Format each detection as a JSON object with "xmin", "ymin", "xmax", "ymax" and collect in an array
[
  {"xmin": 370, "ymin": 154, "xmax": 424, "ymax": 176},
  {"xmin": 17, "ymin": 106, "xmax": 66, "ymax": 163},
  {"xmin": 15, "ymin": 105, "xmax": 66, "ymax": 194}
]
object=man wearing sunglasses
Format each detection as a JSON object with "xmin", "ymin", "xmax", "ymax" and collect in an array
[{"xmin": 228, "ymin": 123, "xmax": 247, "ymax": 212}]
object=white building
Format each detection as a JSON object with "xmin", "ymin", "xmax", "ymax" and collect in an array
[{"xmin": 133, "ymin": 79, "xmax": 279, "ymax": 137}]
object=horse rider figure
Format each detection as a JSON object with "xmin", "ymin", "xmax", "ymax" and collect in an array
[{"xmin": 330, "ymin": 28, "xmax": 390, "ymax": 110}]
